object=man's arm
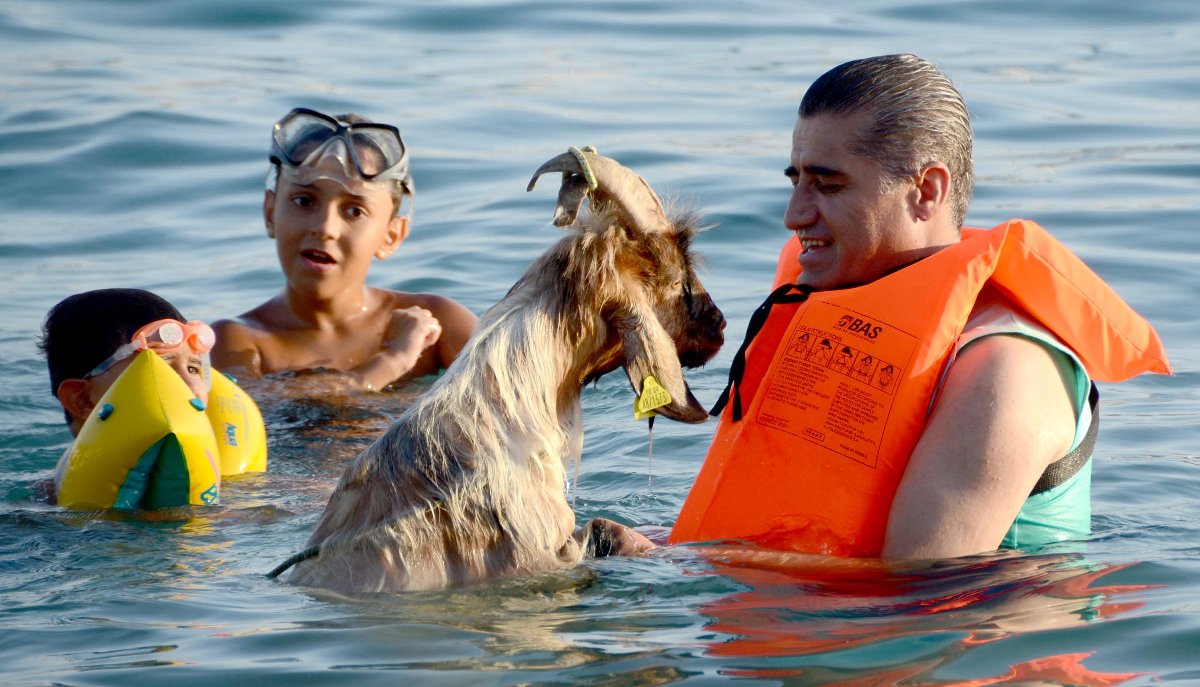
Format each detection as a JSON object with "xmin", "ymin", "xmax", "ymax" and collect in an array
[{"xmin": 882, "ymin": 334, "xmax": 1078, "ymax": 559}]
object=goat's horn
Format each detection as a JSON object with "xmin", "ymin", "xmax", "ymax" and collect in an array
[{"xmin": 527, "ymin": 148, "xmax": 672, "ymax": 234}]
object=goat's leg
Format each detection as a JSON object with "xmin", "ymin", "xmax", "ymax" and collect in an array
[{"xmin": 574, "ymin": 517, "xmax": 657, "ymax": 557}]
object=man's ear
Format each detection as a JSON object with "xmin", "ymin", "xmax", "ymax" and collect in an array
[
  {"xmin": 263, "ymin": 190, "xmax": 277, "ymax": 238},
  {"xmin": 912, "ymin": 162, "xmax": 952, "ymax": 222},
  {"xmin": 375, "ymin": 214, "xmax": 409, "ymax": 260},
  {"xmin": 56, "ymin": 379, "xmax": 95, "ymax": 427}
]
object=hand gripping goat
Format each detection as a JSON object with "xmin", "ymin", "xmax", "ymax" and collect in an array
[{"xmin": 270, "ymin": 148, "xmax": 725, "ymax": 593}]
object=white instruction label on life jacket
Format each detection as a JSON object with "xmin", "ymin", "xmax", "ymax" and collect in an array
[{"xmin": 756, "ymin": 300, "xmax": 917, "ymax": 468}]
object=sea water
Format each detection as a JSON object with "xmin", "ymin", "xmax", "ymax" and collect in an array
[{"xmin": 2, "ymin": 1, "xmax": 1198, "ymax": 685}]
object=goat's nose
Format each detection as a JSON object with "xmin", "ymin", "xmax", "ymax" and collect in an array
[{"xmin": 705, "ymin": 303, "xmax": 727, "ymax": 337}]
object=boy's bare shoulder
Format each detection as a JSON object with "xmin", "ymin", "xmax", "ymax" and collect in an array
[
  {"xmin": 374, "ymin": 289, "xmax": 475, "ymax": 325},
  {"xmin": 212, "ymin": 315, "xmax": 264, "ymax": 342},
  {"xmin": 375, "ymin": 288, "xmax": 464, "ymax": 310},
  {"xmin": 214, "ymin": 298, "xmax": 303, "ymax": 337},
  {"xmin": 211, "ymin": 302, "xmax": 289, "ymax": 376}
]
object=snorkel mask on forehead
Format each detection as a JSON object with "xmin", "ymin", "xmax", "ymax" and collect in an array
[
  {"xmin": 268, "ymin": 108, "xmax": 414, "ymax": 215},
  {"xmin": 85, "ymin": 319, "xmax": 216, "ymax": 390}
]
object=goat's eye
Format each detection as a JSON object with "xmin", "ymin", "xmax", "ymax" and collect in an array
[{"xmin": 681, "ymin": 280, "xmax": 694, "ymax": 311}]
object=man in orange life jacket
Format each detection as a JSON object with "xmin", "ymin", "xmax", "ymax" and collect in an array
[{"xmin": 669, "ymin": 54, "xmax": 1170, "ymax": 559}]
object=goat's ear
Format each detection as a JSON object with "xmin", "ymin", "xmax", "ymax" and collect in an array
[{"xmin": 616, "ymin": 295, "xmax": 708, "ymax": 424}]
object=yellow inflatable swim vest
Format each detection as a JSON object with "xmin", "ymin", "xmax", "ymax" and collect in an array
[
  {"xmin": 207, "ymin": 368, "xmax": 268, "ymax": 475},
  {"xmin": 57, "ymin": 350, "xmax": 267, "ymax": 510}
]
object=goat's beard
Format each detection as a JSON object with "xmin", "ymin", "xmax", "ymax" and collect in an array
[{"xmin": 678, "ymin": 346, "xmax": 719, "ymax": 369}]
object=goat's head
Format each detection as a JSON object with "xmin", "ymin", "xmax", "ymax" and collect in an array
[{"xmin": 527, "ymin": 148, "xmax": 725, "ymax": 423}]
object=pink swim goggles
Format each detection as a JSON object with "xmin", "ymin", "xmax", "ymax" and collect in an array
[{"xmin": 85, "ymin": 319, "xmax": 216, "ymax": 381}]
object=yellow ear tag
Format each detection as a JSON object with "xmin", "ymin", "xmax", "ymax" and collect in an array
[{"xmin": 635, "ymin": 375, "xmax": 672, "ymax": 420}]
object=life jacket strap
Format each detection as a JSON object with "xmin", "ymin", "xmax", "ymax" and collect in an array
[
  {"xmin": 1031, "ymin": 383, "xmax": 1099, "ymax": 496},
  {"xmin": 710, "ymin": 283, "xmax": 813, "ymax": 421}
]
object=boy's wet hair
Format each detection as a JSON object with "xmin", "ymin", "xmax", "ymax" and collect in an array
[{"xmin": 40, "ymin": 288, "xmax": 184, "ymax": 399}]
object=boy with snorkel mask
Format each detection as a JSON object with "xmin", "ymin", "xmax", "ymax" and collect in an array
[{"xmin": 211, "ymin": 109, "xmax": 476, "ymax": 391}]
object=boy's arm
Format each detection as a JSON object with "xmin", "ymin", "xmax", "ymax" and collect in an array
[
  {"xmin": 349, "ymin": 296, "xmax": 475, "ymax": 392},
  {"xmin": 211, "ymin": 319, "xmax": 266, "ymax": 379},
  {"xmin": 430, "ymin": 297, "xmax": 477, "ymax": 369},
  {"xmin": 350, "ymin": 305, "xmax": 445, "ymax": 391}
]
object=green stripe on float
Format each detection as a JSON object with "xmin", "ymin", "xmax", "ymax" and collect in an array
[
  {"xmin": 113, "ymin": 434, "xmax": 192, "ymax": 510},
  {"xmin": 144, "ymin": 433, "xmax": 192, "ymax": 510},
  {"xmin": 114, "ymin": 437, "xmax": 164, "ymax": 510}
]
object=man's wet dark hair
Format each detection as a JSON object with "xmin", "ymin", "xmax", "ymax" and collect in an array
[
  {"xmin": 40, "ymin": 288, "xmax": 184, "ymax": 400},
  {"xmin": 799, "ymin": 54, "xmax": 974, "ymax": 228}
]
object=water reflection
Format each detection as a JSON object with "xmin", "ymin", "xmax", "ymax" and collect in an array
[{"xmin": 690, "ymin": 546, "xmax": 1150, "ymax": 684}]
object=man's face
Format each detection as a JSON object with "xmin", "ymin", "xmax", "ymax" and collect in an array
[{"xmin": 784, "ymin": 112, "xmax": 936, "ymax": 290}]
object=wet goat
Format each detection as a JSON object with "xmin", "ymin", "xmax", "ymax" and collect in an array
[{"xmin": 273, "ymin": 149, "xmax": 725, "ymax": 593}]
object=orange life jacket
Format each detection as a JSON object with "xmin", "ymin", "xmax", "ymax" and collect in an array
[{"xmin": 670, "ymin": 219, "xmax": 1170, "ymax": 557}]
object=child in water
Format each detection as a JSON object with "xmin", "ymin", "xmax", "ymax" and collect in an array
[
  {"xmin": 39, "ymin": 288, "xmax": 213, "ymax": 499},
  {"xmin": 211, "ymin": 108, "xmax": 476, "ymax": 391}
]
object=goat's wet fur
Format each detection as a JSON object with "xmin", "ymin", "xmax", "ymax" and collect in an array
[{"xmin": 279, "ymin": 151, "xmax": 725, "ymax": 593}]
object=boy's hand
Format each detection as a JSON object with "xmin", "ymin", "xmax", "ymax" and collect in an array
[
  {"xmin": 352, "ymin": 307, "xmax": 443, "ymax": 391},
  {"xmin": 383, "ymin": 306, "xmax": 442, "ymax": 355}
]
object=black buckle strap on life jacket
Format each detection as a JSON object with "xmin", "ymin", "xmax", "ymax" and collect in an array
[
  {"xmin": 1030, "ymin": 383, "xmax": 1100, "ymax": 496},
  {"xmin": 710, "ymin": 283, "xmax": 813, "ymax": 422}
]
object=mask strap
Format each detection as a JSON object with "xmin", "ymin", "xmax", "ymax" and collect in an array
[{"xmin": 201, "ymin": 352, "xmax": 213, "ymax": 391}]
